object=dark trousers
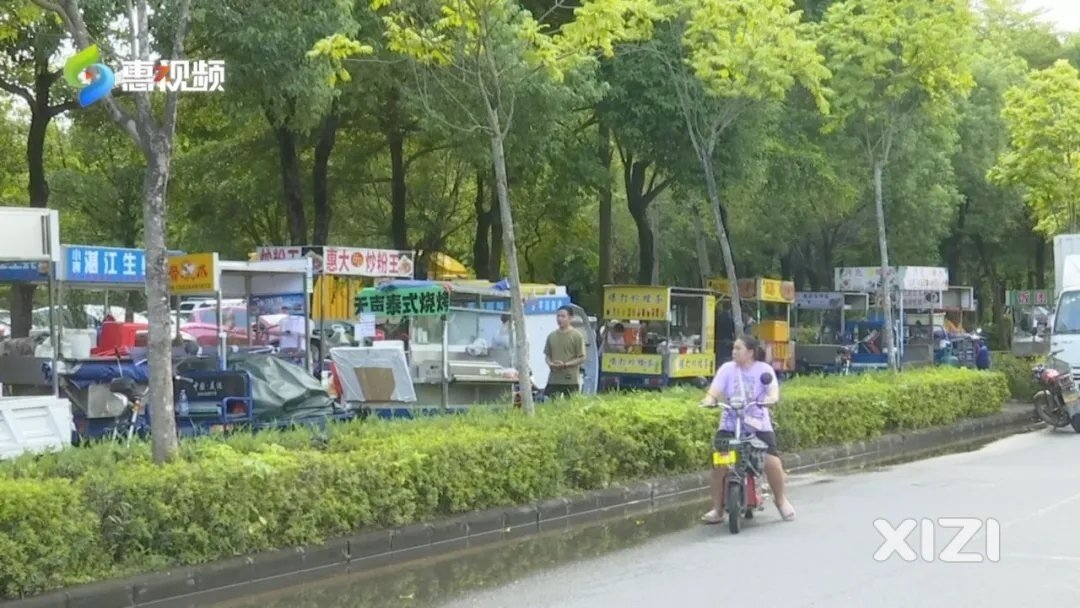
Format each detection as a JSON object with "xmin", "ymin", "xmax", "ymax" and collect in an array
[{"xmin": 544, "ymin": 384, "xmax": 579, "ymax": 399}]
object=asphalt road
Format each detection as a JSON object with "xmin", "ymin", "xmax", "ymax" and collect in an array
[{"xmin": 438, "ymin": 428, "xmax": 1080, "ymax": 608}]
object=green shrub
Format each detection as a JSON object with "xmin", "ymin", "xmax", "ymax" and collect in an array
[
  {"xmin": 991, "ymin": 351, "xmax": 1040, "ymax": 401},
  {"xmin": 0, "ymin": 367, "xmax": 1008, "ymax": 599}
]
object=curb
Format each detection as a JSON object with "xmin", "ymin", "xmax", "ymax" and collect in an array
[{"xmin": 5, "ymin": 407, "xmax": 1038, "ymax": 608}]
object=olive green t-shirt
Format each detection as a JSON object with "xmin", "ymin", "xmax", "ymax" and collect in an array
[{"xmin": 544, "ymin": 328, "xmax": 586, "ymax": 386}]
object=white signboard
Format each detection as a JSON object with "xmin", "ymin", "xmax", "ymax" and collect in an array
[
  {"xmin": 835, "ymin": 266, "xmax": 949, "ymax": 293},
  {"xmin": 796, "ymin": 292, "xmax": 845, "ymax": 310},
  {"xmin": 0, "ymin": 208, "xmax": 60, "ymax": 262}
]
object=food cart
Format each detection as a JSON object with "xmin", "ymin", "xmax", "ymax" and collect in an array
[
  {"xmin": 255, "ymin": 245, "xmax": 417, "ymax": 372},
  {"xmin": 707, "ymin": 277, "xmax": 796, "ymax": 373},
  {"xmin": 1006, "ymin": 289, "xmax": 1052, "ymax": 357},
  {"xmin": 834, "ymin": 266, "xmax": 950, "ymax": 369},
  {"xmin": 0, "ymin": 207, "xmax": 71, "ymax": 459},
  {"xmin": 168, "ymin": 253, "xmax": 314, "ymax": 371},
  {"xmin": 597, "ymin": 285, "xmax": 715, "ymax": 391},
  {"xmin": 333, "ymin": 280, "xmax": 521, "ymax": 418},
  {"xmin": 447, "ymin": 280, "xmax": 598, "ymax": 394},
  {"xmin": 792, "ymin": 291, "xmax": 871, "ymax": 374}
]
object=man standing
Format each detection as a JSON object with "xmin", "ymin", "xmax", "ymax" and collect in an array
[{"xmin": 544, "ymin": 305, "xmax": 586, "ymax": 399}]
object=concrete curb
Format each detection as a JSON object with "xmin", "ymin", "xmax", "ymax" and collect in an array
[{"xmin": 6, "ymin": 407, "xmax": 1039, "ymax": 608}]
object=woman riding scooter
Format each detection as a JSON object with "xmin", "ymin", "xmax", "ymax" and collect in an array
[{"xmin": 699, "ymin": 335, "xmax": 797, "ymax": 524}]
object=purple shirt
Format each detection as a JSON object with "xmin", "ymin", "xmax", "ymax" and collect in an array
[{"xmin": 709, "ymin": 361, "xmax": 777, "ymax": 433}]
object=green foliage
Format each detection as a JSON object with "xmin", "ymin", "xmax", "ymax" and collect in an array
[
  {"xmin": 0, "ymin": 367, "xmax": 1006, "ymax": 599},
  {"xmin": 991, "ymin": 59, "xmax": 1080, "ymax": 235},
  {"xmin": 990, "ymin": 351, "xmax": 1040, "ymax": 400}
]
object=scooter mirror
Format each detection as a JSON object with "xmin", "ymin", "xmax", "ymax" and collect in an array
[{"xmin": 760, "ymin": 372, "xmax": 773, "ymax": 386}]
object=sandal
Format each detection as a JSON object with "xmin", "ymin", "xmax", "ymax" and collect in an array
[
  {"xmin": 701, "ymin": 509, "xmax": 725, "ymax": 524},
  {"xmin": 776, "ymin": 500, "xmax": 796, "ymax": 521}
]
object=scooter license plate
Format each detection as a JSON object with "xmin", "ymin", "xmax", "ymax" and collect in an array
[
  {"xmin": 713, "ymin": 451, "xmax": 737, "ymax": 466},
  {"xmin": 1065, "ymin": 390, "xmax": 1080, "ymax": 406}
]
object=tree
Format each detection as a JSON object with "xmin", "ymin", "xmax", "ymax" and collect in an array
[
  {"xmin": 31, "ymin": 0, "xmax": 195, "ymax": 463},
  {"xmin": 990, "ymin": 59, "xmax": 1080, "ymax": 236},
  {"xmin": 644, "ymin": 0, "xmax": 829, "ymax": 335},
  {"xmin": 0, "ymin": 2, "xmax": 79, "ymax": 337},
  {"xmin": 314, "ymin": 0, "xmax": 660, "ymax": 414},
  {"xmin": 191, "ymin": 0, "xmax": 362, "ymax": 246},
  {"xmin": 821, "ymin": 0, "xmax": 976, "ymax": 370}
]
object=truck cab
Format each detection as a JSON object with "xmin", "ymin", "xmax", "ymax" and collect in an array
[{"xmin": 1051, "ymin": 248, "xmax": 1080, "ymax": 380}]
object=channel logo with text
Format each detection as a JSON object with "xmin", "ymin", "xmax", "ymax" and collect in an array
[{"xmin": 63, "ymin": 45, "xmax": 114, "ymax": 107}]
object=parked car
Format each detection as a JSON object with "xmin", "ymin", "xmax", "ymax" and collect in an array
[{"xmin": 181, "ymin": 306, "xmax": 317, "ymax": 351}]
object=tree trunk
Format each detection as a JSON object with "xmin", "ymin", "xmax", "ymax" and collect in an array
[
  {"xmin": 694, "ymin": 218, "xmax": 712, "ymax": 287},
  {"xmin": 389, "ymin": 129, "xmax": 408, "ymax": 249},
  {"xmin": 873, "ymin": 159, "xmax": 897, "ymax": 371},
  {"xmin": 472, "ymin": 171, "xmax": 491, "ymax": 279},
  {"xmin": 597, "ymin": 121, "xmax": 613, "ymax": 285},
  {"xmin": 628, "ymin": 200, "xmax": 654, "ymax": 285},
  {"xmin": 489, "ymin": 131, "xmax": 533, "ymax": 415},
  {"xmin": 701, "ymin": 158, "xmax": 744, "ymax": 337},
  {"xmin": 488, "ymin": 172, "xmax": 504, "ymax": 280},
  {"xmin": 1034, "ymin": 238, "xmax": 1046, "ymax": 290},
  {"xmin": 9, "ymin": 105, "xmax": 53, "ymax": 338},
  {"xmin": 275, "ymin": 126, "xmax": 307, "ymax": 245},
  {"xmin": 311, "ymin": 111, "xmax": 339, "ymax": 246},
  {"xmin": 143, "ymin": 143, "xmax": 179, "ymax": 463},
  {"xmin": 649, "ymin": 204, "xmax": 660, "ymax": 285}
]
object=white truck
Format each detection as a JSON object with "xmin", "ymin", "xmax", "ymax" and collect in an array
[{"xmin": 1050, "ymin": 235, "xmax": 1080, "ymax": 378}]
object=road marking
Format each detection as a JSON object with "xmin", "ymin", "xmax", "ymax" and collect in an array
[{"xmin": 1008, "ymin": 553, "xmax": 1080, "ymax": 562}]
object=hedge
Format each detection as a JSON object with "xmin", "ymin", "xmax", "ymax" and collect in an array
[
  {"xmin": 990, "ymin": 351, "xmax": 1040, "ymax": 401},
  {"xmin": 0, "ymin": 367, "xmax": 1007, "ymax": 600}
]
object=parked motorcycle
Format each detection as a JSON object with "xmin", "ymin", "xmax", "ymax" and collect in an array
[
  {"xmin": 1032, "ymin": 350, "xmax": 1080, "ymax": 433},
  {"xmin": 836, "ymin": 345, "xmax": 854, "ymax": 376},
  {"xmin": 710, "ymin": 372, "xmax": 774, "ymax": 534},
  {"xmin": 107, "ymin": 374, "xmax": 196, "ymax": 445}
]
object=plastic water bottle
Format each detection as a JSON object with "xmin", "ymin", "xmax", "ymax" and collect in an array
[{"xmin": 178, "ymin": 389, "xmax": 190, "ymax": 417}]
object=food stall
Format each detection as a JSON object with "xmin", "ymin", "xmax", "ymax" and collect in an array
[
  {"xmin": 1006, "ymin": 289, "xmax": 1052, "ymax": 357},
  {"xmin": 792, "ymin": 291, "xmax": 871, "ymax": 374},
  {"xmin": 447, "ymin": 280, "xmax": 598, "ymax": 394},
  {"xmin": 334, "ymin": 280, "xmax": 521, "ymax": 417},
  {"xmin": 598, "ymin": 285, "xmax": 715, "ymax": 391},
  {"xmin": 707, "ymin": 277, "xmax": 796, "ymax": 373},
  {"xmin": 255, "ymin": 245, "xmax": 416, "ymax": 372},
  {"xmin": 0, "ymin": 207, "xmax": 70, "ymax": 459},
  {"xmin": 834, "ymin": 266, "xmax": 950, "ymax": 369},
  {"xmin": 169, "ymin": 253, "xmax": 314, "ymax": 371}
]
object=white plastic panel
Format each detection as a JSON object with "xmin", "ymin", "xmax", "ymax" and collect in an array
[
  {"xmin": 0, "ymin": 207, "xmax": 60, "ymax": 262},
  {"xmin": 0, "ymin": 396, "xmax": 72, "ymax": 460}
]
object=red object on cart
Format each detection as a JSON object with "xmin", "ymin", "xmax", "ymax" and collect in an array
[{"xmin": 92, "ymin": 321, "xmax": 148, "ymax": 357}]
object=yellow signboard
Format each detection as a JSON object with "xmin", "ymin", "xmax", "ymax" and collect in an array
[
  {"xmin": 707, "ymin": 277, "xmax": 757, "ymax": 300},
  {"xmin": 760, "ymin": 279, "xmax": 796, "ymax": 304},
  {"xmin": 168, "ymin": 253, "xmax": 219, "ymax": 295},
  {"xmin": 670, "ymin": 353, "xmax": 716, "ymax": 378},
  {"xmin": 601, "ymin": 353, "xmax": 663, "ymax": 375},
  {"xmin": 603, "ymin": 286, "xmax": 669, "ymax": 321}
]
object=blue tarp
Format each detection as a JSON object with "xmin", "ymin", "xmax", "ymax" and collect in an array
[{"xmin": 46, "ymin": 359, "xmax": 150, "ymax": 389}]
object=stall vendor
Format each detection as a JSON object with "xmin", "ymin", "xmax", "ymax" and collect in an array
[{"xmin": 602, "ymin": 322, "xmax": 627, "ymax": 353}]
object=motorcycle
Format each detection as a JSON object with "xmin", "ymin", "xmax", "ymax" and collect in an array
[
  {"xmin": 106, "ymin": 374, "xmax": 196, "ymax": 445},
  {"xmin": 1032, "ymin": 350, "xmax": 1080, "ymax": 433},
  {"xmin": 707, "ymin": 372, "xmax": 774, "ymax": 534},
  {"xmin": 836, "ymin": 345, "xmax": 854, "ymax": 376}
]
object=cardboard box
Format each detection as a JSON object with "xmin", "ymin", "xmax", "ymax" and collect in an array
[{"xmin": 354, "ymin": 367, "xmax": 397, "ymax": 402}]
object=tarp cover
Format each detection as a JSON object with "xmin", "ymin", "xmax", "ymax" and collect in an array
[{"xmin": 177, "ymin": 354, "xmax": 337, "ymax": 422}]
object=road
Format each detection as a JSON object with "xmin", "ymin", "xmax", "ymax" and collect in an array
[
  {"xmin": 441, "ymin": 427, "xmax": 1080, "ymax": 608},
  {"xmin": 211, "ymin": 427, "xmax": 1080, "ymax": 608}
]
